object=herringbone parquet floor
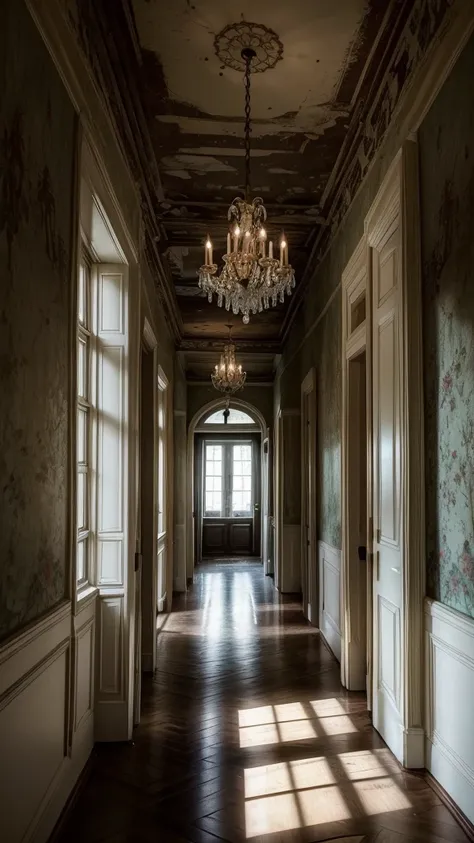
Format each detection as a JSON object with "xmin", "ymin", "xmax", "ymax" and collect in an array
[{"xmin": 55, "ymin": 561, "xmax": 469, "ymax": 843}]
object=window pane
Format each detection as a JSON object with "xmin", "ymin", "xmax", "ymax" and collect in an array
[
  {"xmin": 204, "ymin": 409, "xmax": 255, "ymax": 424},
  {"xmin": 78, "ymin": 336, "xmax": 87, "ymax": 399},
  {"xmin": 77, "ymin": 538, "xmax": 87, "ymax": 583},
  {"xmin": 77, "ymin": 470, "xmax": 87, "ymax": 531},
  {"xmin": 204, "ymin": 443, "xmax": 223, "ymax": 516},
  {"xmin": 206, "ymin": 445, "xmax": 222, "ymax": 461},
  {"xmin": 232, "ymin": 443, "xmax": 252, "ymax": 516},
  {"xmin": 77, "ymin": 407, "xmax": 88, "ymax": 464}
]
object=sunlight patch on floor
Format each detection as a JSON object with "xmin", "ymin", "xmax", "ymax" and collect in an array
[
  {"xmin": 244, "ymin": 749, "xmax": 400, "ymax": 799},
  {"xmin": 238, "ymin": 699, "xmax": 358, "ymax": 748},
  {"xmin": 244, "ymin": 751, "xmax": 412, "ymax": 838}
]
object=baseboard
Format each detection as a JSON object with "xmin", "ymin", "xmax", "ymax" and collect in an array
[
  {"xmin": 47, "ymin": 751, "xmax": 96, "ymax": 843},
  {"xmin": 426, "ymin": 772, "xmax": 474, "ymax": 842}
]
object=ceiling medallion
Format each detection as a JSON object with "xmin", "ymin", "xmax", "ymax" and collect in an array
[
  {"xmin": 199, "ymin": 27, "xmax": 295, "ymax": 324},
  {"xmin": 214, "ymin": 21, "xmax": 283, "ymax": 74},
  {"xmin": 211, "ymin": 326, "xmax": 247, "ymax": 396}
]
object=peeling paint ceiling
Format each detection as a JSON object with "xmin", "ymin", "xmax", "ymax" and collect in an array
[{"xmin": 132, "ymin": 0, "xmax": 394, "ymax": 345}]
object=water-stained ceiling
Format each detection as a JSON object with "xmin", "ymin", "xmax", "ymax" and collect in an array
[{"xmin": 132, "ymin": 0, "xmax": 395, "ymax": 347}]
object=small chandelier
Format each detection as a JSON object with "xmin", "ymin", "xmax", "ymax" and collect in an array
[
  {"xmin": 198, "ymin": 46, "xmax": 295, "ymax": 324},
  {"xmin": 211, "ymin": 326, "xmax": 246, "ymax": 395}
]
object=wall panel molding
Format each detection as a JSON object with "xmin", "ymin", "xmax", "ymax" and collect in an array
[
  {"xmin": 319, "ymin": 541, "xmax": 342, "ymax": 662},
  {"xmin": 425, "ymin": 598, "xmax": 474, "ymax": 825}
]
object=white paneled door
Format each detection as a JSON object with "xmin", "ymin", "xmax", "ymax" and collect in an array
[{"xmin": 370, "ymin": 183, "xmax": 404, "ymax": 762}]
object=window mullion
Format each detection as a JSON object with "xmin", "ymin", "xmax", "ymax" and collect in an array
[{"xmin": 225, "ymin": 443, "xmax": 232, "ymax": 518}]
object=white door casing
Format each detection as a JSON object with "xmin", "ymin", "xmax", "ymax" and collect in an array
[
  {"xmin": 341, "ymin": 237, "xmax": 369, "ymax": 692},
  {"xmin": 365, "ymin": 143, "xmax": 425, "ymax": 768},
  {"xmin": 301, "ymin": 370, "xmax": 317, "ymax": 624}
]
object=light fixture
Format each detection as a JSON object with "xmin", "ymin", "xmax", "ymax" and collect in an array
[
  {"xmin": 211, "ymin": 325, "xmax": 246, "ymax": 396},
  {"xmin": 198, "ymin": 33, "xmax": 295, "ymax": 324}
]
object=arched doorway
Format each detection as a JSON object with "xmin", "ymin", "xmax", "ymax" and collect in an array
[{"xmin": 187, "ymin": 398, "xmax": 269, "ymax": 575}]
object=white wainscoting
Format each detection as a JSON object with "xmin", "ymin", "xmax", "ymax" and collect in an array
[
  {"xmin": 0, "ymin": 595, "xmax": 96, "ymax": 843},
  {"xmin": 425, "ymin": 598, "xmax": 474, "ymax": 824},
  {"xmin": 319, "ymin": 541, "xmax": 342, "ymax": 662}
]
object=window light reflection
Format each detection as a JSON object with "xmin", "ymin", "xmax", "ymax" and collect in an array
[{"xmin": 244, "ymin": 749, "xmax": 412, "ymax": 838}]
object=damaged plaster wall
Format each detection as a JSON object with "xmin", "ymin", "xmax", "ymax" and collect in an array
[{"xmin": 0, "ymin": 0, "xmax": 76, "ymax": 639}]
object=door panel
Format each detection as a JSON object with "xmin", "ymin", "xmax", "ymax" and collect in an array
[
  {"xmin": 230, "ymin": 521, "xmax": 252, "ymax": 552},
  {"xmin": 202, "ymin": 521, "xmax": 227, "ymax": 554},
  {"xmin": 202, "ymin": 519, "xmax": 253, "ymax": 556},
  {"xmin": 372, "ymin": 218, "xmax": 403, "ymax": 759}
]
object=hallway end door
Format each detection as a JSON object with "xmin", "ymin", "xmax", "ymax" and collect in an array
[{"xmin": 199, "ymin": 435, "xmax": 261, "ymax": 559}]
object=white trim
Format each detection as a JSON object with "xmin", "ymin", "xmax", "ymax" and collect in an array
[
  {"xmin": 425, "ymin": 598, "xmax": 474, "ymax": 824},
  {"xmin": 319, "ymin": 541, "xmax": 342, "ymax": 662},
  {"xmin": 301, "ymin": 369, "xmax": 317, "ymax": 623},
  {"xmin": 187, "ymin": 397, "xmax": 268, "ymax": 577},
  {"xmin": 142, "ymin": 317, "xmax": 157, "ymax": 352},
  {"xmin": 341, "ymin": 235, "xmax": 369, "ymax": 692}
]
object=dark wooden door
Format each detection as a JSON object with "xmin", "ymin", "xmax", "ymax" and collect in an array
[
  {"xmin": 202, "ymin": 517, "xmax": 254, "ymax": 556},
  {"xmin": 197, "ymin": 434, "xmax": 261, "ymax": 558}
]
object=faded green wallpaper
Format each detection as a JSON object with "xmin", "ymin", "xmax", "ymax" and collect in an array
[
  {"xmin": 0, "ymin": 1, "xmax": 76, "ymax": 639},
  {"xmin": 278, "ymin": 289, "xmax": 342, "ymax": 548},
  {"xmin": 420, "ymin": 33, "xmax": 474, "ymax": 618}
]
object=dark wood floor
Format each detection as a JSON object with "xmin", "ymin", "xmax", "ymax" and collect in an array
[{"xmin": 55, "ymin": 561, "xmax": 469, "ymax": 843}]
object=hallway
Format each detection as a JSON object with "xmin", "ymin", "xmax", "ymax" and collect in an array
[{"xmin": 56, "ymin": 563, "xmax": 467, "ymax": 843}]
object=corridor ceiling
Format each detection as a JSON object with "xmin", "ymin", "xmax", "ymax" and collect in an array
[{"xmin": 130, "ymin": 0, "xmax": 400, "ymax": 371}]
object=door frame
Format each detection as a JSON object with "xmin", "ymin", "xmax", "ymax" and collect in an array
[
  {"xmin": 139, "ymin": 318, "xmax": 158, "ymax": 677},
  {"xmin": 341, "ymin": 236, "xmax": 371, "ymax": 693},
  {"xmin": 301, "ymin": 369, "xmax": 318, "ymax": 624},
  {"xmin": 187, "ymin": 398, "xmax": 269, "ymax": 575},
  {"xmin": 196, "ymin": 432, "xmax": 262, "ymax": 559},
  {"xmin": 341, "ymin": 144, "xmax": 425, "ymax": 766}
]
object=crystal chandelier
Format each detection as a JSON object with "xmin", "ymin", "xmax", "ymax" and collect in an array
[
  {"xmin": 211, "ymin": 326, "xmax": 246, "ymax": 395},
  {"xmin": 198, "ymin": 46, "xmax": 295, "ymax": 324}
]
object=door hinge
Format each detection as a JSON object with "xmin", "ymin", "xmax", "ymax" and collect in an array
[{"xmin": 135, "ymin": 552, "xmax": 142, "ymax": 573}]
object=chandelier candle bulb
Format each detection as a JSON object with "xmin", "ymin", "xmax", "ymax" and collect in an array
[
  {"xmin": 269, "ymin": 240, "xmax": 273, "ymax": 259},
  {"xmin": 233, "ymin": 226, "xmax": 240, "ymax": 251},
  {"xmin": 227, "ymin": 233, "xmax": 231, "ymax": 254},
  {"xmin": 205, "ymin": 238, "xmax": 213, "ymax": 265}
]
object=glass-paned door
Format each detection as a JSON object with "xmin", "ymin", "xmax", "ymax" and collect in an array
[
  {"xmin": 205, "ymin": 444, "xmax": 224, "ymax": 516},
  {"xmin": 232, "ymin": 443, "xmax": 252, "ymax": 516},
  {"xmin": 201, "ymin": 438, "xmax": 260, "ymax": 558}
]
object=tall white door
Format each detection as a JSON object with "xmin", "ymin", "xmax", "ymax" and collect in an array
[
  {"xmin": 371, "ymin": 211, "xmax": 404, "ymax": 761},
  {"xmin": 301, "ymin": 373, "xmax": 317, "ymax": 624}
]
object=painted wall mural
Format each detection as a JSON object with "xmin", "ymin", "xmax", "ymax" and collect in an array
[
  {"xmin": 420, "ymin": 32, "xmax": 474, "ymax": 618},
  {"xmin": 0, "ymin": 0, "xmax": 76, "ymax": 639}
]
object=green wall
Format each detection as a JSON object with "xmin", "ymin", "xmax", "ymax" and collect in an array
[{"xmin": 421, "ymin": 32, "xmax": 474, "ymax": 618}]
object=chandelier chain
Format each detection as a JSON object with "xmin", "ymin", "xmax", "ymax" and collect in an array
[{"xmin": 244, "ymin": 53, "xmax": 252, "ymax": 201}]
